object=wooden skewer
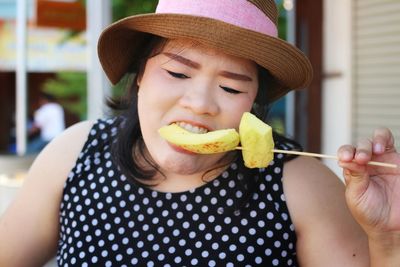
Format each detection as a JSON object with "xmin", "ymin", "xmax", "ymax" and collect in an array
[{"xmin": 236, "ymin": 147, "xmax": 398, "ymax": 169}]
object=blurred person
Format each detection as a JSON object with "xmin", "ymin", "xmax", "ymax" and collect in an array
[
  {"xmin": 7, "ymin": 113, "xmax": 35, "ymax": 154},
  {"xmin": 0, "ymin": 1, "xmax": 400, "ymax": 266},
  {"xmin": 27, "ymin": 92, "xmax": 65, "ymax": 154}
]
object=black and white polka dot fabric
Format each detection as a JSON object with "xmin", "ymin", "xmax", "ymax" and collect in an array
[{"xmin": 57, "ymin": 118, "xmax": 298, "ymax": 266}]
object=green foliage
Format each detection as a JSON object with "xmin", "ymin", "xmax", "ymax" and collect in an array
[
  {"xmin": 42, "ymin": 72, "xmax": 87, "ymax": 120},
  {"xmin": 40, "ymin": 1, "xmax": 159, "ymax": 122},
  {"xmin": 277, "ymin": 1, "xmax": 288, "ymax": 40},
  {"xmin": 112, "ymin": 0, "xmax": 158, "ymax": 21}
]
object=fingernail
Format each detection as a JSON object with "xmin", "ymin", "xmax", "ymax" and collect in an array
[
  {"xmin": 374, "ymin": 143, "xmax": 383, "ymax": 153},
  {"xmin": 342, "ymin": 150, "xmax": 352, "ymax": 161},
  {"xmin": 356, "ymin": 150, "xmax": 367, "ymax": 159}
]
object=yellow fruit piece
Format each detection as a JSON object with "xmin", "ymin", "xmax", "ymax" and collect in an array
[
  {"xmin": 158, "ymin": 124, "xmax": 240, "ymax": 154},
  {"xmin": 239, "ymin": 112, "xmax": 274, "ymax": 168}
]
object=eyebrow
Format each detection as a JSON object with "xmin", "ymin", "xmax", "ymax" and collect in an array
[
  {"xmin": 219, "ymin": 71, "xmax": 253, "ymax": 82},
  {"xmin": 163, "ymin": 52, "xmax": 201, "ymax": 69},
  {"xmin": 162, "ymin": 52, "xmax": 253, "ymax": 82}
]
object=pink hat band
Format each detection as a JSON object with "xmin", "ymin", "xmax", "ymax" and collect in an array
[{"xmin": 156, "ymin": 0, "xmax": 278, "ymax": 37}]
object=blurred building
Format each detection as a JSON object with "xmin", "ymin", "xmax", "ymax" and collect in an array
[
  {"xmin": 321, "ymin": 0, "xmax": 400, "ymax": 174},
  {"xmin": 0, "ymin": 0, "xmax": 87, "ymax": 154},
  {"xmin": 0, "ymin": 0, "xmax": 110, "ymax": 156},
  {"xmin": 275, "ymin": 0, "xmax": 400, "ymax": 176}
]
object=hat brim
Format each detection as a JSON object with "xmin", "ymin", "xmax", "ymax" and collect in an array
[{"xmin": 98, "ymin": 13, "xmax": 313, "ymax": 102}]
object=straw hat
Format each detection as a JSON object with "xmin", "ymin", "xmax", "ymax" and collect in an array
[{"xmin": 98, "ymin": 0, "xmax": 313, "ymax": 102}]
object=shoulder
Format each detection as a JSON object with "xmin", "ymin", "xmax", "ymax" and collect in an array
[
  {"xmin": 36, "ymin": 120, "xmax": 95, "ymax": 160},
  {"xmin": 36, "ymin": 117, "xmax": 119, "ymax": 174},
  {"xmin": 282, "ymin": 156, "xmax": 345, "ymax": 228},
  {"xmin": 22, "ymin": 119, "xmax": 96, "ymax": 202},
  {"xmin": 282, "ymin": 156, "xmax": 369, "ymax": 265},
  {"xmin": 283, "ymin": 155, "xmax": 340, "ymax": 186},
  {"xmin": 25, "ymin": 120, "xmax": 96, "ymax": 194}
]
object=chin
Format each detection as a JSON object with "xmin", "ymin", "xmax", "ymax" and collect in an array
[{"xmin": 157, "ymin": 154, "xmax": 203, "ymax": 175}]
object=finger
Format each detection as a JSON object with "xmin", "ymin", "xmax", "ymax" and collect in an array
[
  {"xmin": 338, "ymin": 160, "xmax": 367, "ymax": 178},
  {"xmin": 343, "ymin": 172, "xmax": 369, "ymax": 222},
  {"xmin": 337, "ymin": 144, "xmax": 355, "ymax": 162},
  {"xmin": 373, "ymin": 127, "xmax": 396, "ymax": 154},
  {"xmin": 339, "ymin": 161, "xmax": 369, "ymax": 197},
  {"xmin": 354, "ymin": 138, "xmax": 373, "ymax": 165}
]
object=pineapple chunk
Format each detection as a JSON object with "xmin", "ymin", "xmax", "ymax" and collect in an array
[
  {"xmin": 239, "ymin": 112, "xmax": 274, "ymax": 168},
  {"xmin": 158, "ymin": 124, "xmax": 240, "ymax": 154}
]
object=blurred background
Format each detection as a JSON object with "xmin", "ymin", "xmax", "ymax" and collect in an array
[{"xmin": 0, "ymin": 2, "xmax": 399, "ymax": 263}]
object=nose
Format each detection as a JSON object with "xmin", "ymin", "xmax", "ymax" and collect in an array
[{"xmin": 179, "ymin": 84, "xmax": 220, "ymax": 116}]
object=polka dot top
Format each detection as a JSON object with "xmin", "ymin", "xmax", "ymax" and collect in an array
[{"xmin": 57, "ymin": 118, "xmax": 298, "ymax": 266}]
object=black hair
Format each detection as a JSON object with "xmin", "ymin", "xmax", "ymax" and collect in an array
[
  {"xmin": 108, "ymin": 35, "xmax": 165, "ymax": 184},
  {"xmin": 40, "ymin": 92, "xmax": 57, "ymax": 102},
  {"xmin": 107, "ymin": 36, "xmax": 302, "ymax": 212}
]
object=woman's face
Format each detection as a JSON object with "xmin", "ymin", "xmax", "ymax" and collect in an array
[{"xmin": 137, "ymin": 39, "xmax": 259, "ymax": 177}]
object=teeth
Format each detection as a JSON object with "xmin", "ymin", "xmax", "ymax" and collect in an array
[{"xmin": 175, "ymin": 122, "xmax": 208, "ymax": 134}]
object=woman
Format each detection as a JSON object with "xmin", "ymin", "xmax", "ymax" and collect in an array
[{"xmin": 1, "ymin": 0, "xmax": 399, "ymax": 266}]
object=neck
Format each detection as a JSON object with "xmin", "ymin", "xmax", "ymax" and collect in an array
[
  {"xmin": 150, "ymin": 166, "xmax": 227, "ymax": 193},
  {"xmin": 134, "ymin": 143, "xmax": 237, "ymax": 193}
]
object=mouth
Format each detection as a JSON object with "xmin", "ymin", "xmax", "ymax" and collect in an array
[
  {"xmin": 168, "ymin": 143, "xmax": 197, "ymax": 155},
  {"xmin": 174, "ymin": 121, "xmax": 209, "ymax": 134}
]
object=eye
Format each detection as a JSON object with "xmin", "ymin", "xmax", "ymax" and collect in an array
[
  {"xmin": 166, "ymin": 70, "xmax": 189, "ymax": 79},
  {"xmin": 220, "ymin": 86, "xmax": 242, "ymax": 94}
]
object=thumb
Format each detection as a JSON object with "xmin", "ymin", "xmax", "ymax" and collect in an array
[{"xmin": 342, "ymin": 164, "xmax": 370, "ymax": 205}]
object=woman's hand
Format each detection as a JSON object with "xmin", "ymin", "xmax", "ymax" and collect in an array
[{"xmin": 338, "ymin": 128, "xmax": 400, "ymax": 262}]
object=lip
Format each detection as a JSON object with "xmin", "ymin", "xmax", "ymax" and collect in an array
[{"xmin": 168, "ymin": 142, "xmax": 197, "ymax": 155}]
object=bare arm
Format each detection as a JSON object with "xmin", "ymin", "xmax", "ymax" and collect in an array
[
  {"xmin": 283, "ymin": 156, "xmax": 370, "ymax": 267},
  {"xmin": 0, "ymin": 120, "xmax": 94, "ymax": 267}
]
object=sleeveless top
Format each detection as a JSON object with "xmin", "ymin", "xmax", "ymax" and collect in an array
[{"xmin": 57, "ymin": 118, "xmax": 298, "ymax": 267}]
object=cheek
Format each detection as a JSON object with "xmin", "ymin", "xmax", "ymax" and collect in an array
[
  {"xmin": 221, "ymin": 94, "xmax": 257, "ymax": 126},
  {"xmin": 137, "ymin": 78, "xmax": 179, "ymax": 135},
  {"xmin": 139, "ymin": 70, "xmax": 182, "ymax": 108},
  {"xmin": 138, "ymin": 83, "xmax": 169, "ymax": 115},
  {"xmin": 137, "ymin": 87, "xmax": 161, "ymax": 138}
]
